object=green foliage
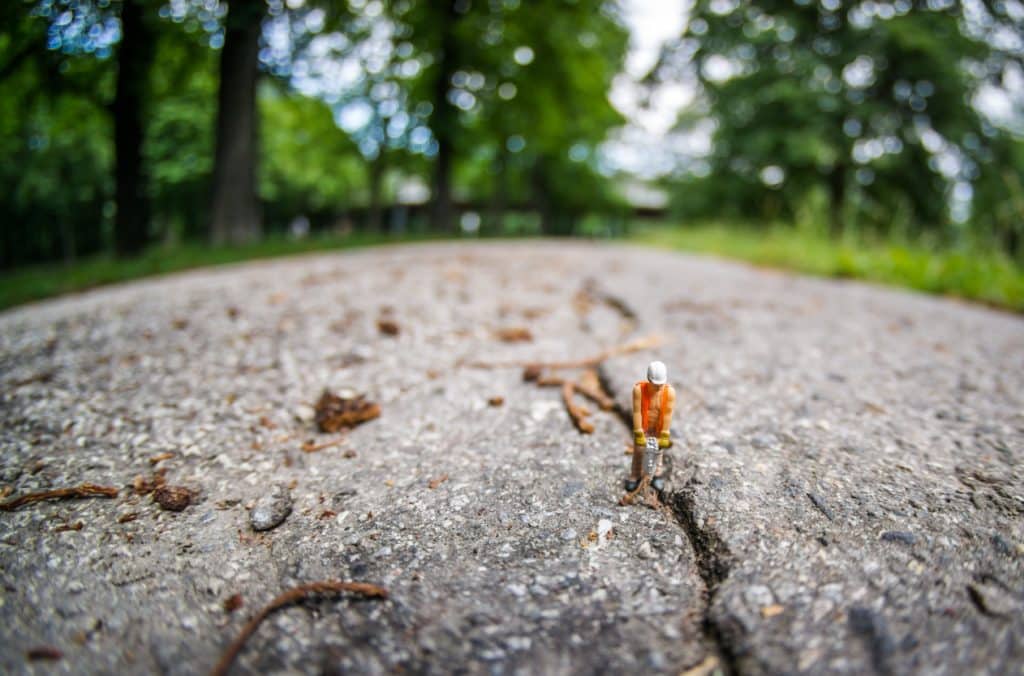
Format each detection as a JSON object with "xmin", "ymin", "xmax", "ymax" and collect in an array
[
  {"xmin": 636, "ymin": 221, "xmax": 1024, "ymax": 311},
  {"xmin": 658, "ymin": 0, "xmax": 1019, "ymax": 237},
  {"xmin": 0, "ymin": 231, "xmax": 444, "ymax": 311},
  {"xmin": 259, "ymin": 83, "xmax": 366, "ymax": 227},
  {"xmin": 0, "ymin": 4, "xmax": 115, "ymax": 267},
  {"xmin": 145, "ymin": 20, "xmax": 219, "ymax": 241}
]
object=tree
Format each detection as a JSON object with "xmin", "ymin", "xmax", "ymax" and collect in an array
[
  {"xmin": 399, "ymin": 0, "xmax": 628, "ymax": 234},
  {"xmin": 113, "ymin": 0, "xmax": 155, "ymax": 255},
  {"xmin": 655, "ymin": 0, "xmax": 1015, "ymax": 235},
  {"xmin": 209, "ymin": 0, "xmax": 264, "ymax": 245}
]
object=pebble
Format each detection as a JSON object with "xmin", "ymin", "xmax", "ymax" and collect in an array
[
  {"xmin": 250, "ymin": 484, "xmax": 293, "ymax": 531},
  {"xmin": 154, "ymin": 485, "xmax": 193, "ymax": 512},
  {"xmin": 879, "ymin": 531, "xmax": 916, "ymax": 546},
  {"xmin": 637, "ymin": 541, "xmax": 655, "ymax": 559}
]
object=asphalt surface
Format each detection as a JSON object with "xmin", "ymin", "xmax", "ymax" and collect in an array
[{"xmin": 0, "ymin": 241, "xmax": 1021, "ymax": 675}]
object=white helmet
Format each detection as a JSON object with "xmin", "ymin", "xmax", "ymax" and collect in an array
[{"xmin": 646, "ymin": 360, "xmax": 667, "ymax": 385}]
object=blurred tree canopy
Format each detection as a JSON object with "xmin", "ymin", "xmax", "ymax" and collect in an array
[
  {"xmin": 654, "ymin": 0, "xmax": 1023, "ymax": 254},
  {"xmin": 0, "ymin": 0, "xmax": 629, "ymax": 269}
]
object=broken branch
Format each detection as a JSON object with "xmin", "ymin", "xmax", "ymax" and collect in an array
[
  {"xmin": 210, "ymin": 580, "xmax": 388, "ymax": 676},
  {"xmin": 300, "ymin": 436, "xmax": 347, "ymax": 453},
  {"xmin": 576, "ymin": 369, "xmax": 615, "ymax": 411},
  {"xmin": 467, "ymin": 333, "xmax": 663, "ymax": 370},
  {"xmin": 0, "ymin": 483, "xmax": 118, "ymax": 511},
  {"xmin": 562, "ymin": 382, "xmax": 595, "ymax": 434}
]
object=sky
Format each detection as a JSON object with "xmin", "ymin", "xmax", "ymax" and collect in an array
[{"xmin": 603, "ymin": 0, "xmax": 702, "ymax": 180}]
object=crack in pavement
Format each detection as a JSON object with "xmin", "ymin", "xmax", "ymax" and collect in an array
[{"xmin": 593, "ymin": 324, "xmax": 738, "ymax": 675}]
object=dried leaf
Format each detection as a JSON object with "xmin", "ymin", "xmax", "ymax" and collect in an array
[
  {"xmin": 223, "ymin": 593, "xmax": 244, "ymax": 613},
  {"xmin": 314, "ymin": 390, "xmax": 381, "ymax": 433},
  {"xmin": 495, "ymin": 327, "xmax": 533, "ymax": 342},
  {"xmin": 153, "ymin": 485, "xmax": 192, "ymax": 512},
  {"xmin": 26, "ymin": 646, "xmax": 62, "ymax": 661},
  {"xmin": 377, "ymin": 318, "xmax": 401, "ymax": 336}
]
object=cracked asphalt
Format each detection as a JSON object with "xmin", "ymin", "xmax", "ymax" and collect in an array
[{"xmin": 0, "ymin": 241, "xmax": 1021, "ymax": 675}]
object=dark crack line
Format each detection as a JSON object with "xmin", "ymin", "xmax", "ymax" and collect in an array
[{"xmin": 596, "ymin": 362, "xmax": 740, "ymax": 676}]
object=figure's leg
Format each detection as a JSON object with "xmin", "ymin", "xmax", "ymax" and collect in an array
[
  {"xmin": 625, "ymin": 440, "xmax": 644, "ymax": 491},
  {"xmin": 650, "ymin": 442, "xmax": 666, "ymax": 492}
]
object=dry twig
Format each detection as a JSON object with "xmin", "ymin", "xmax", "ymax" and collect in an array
[
  {"xmin": 0, "ymin": 483, "xmax": 118, "ymax": 511},
  {"xmin": 467, "ymin": 333, "xmax": 663, "ymax": 370},
  {"xmin": 300, "ymin": 436, "xmax": 347, "ymax": 453},
  {"xmin": 576, "ymin": 369, "xmax": 615, "ymax": 411},
  {"xmin": 210, "ymin": 581, "xmax": 388, "ymax": 676},
  {"xmin": 494, "ymin": 327, "xmax": 533, "ymax": 342},
  {"xmin": 562, "ymin": 382, "xmax": 595, "ymax": 434}
]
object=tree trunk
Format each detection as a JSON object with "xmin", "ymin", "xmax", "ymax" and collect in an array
[
  {"xmin": 827, "ymin": 163, "xmax": 847, "ymax": 237},
  {"xmin": 429, "ymin": 0, "xmax": 459, "ymax": 232},
  {"xmin": 210, "ymin": 0, "xmax": 264, "ymax": 245},
  {"xmin": 486, "ymin": 148, "xmax": 507, "ymax": 234},
  {"xmin": 113, "ymin": 0, "xmax": 154, "ymax": 257},
  {"xmin": 367, "ymin": 154, "xmax": 385, "ymax": 233}
]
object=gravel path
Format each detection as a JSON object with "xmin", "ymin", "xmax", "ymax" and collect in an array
[{"xmin": 1, "ymin": 241, "xmax": 1021, "ymax": 675}]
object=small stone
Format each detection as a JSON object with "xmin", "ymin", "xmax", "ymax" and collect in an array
[
  {"xmin": 806, "ymin": 491, "xmax": 835, "ymax": 520},
  {"xmin": 637, "ymin": 541, "xmax": 655, "ymax": 559},
  {"xmin": 154, "ymin": 485, "xmax": 192, "ymax": 512},
  {"xmin": 880, "ymin": 530, "xmax": 916, "ymax": 546},
  {"xmin": 506, "ymin": 583, "xmax": 527, "ymax": 597},
  {"xmin": 294, "ymin": 405, "xmax": 315, "ymax": 424},
  {"xmin": 561, "ymin": 481, "xmax": 584, "ymax": 498},
  {"xmin": 744, "ymin": 585, "xmax": 774, "ymax": 609},
  {"xmin": 991, "ymin": 533, "xmax": 1012, "ymax": 556},
  {"xmin": 968, "ymin": 581, "xmax": 1023, "ymax": 617},
  {"xmin": 250, "ymin": 484, "xmax": 292, "ymax": 531}
]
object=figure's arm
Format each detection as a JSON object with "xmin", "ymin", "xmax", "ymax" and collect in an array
[
  {"xmin": 632, "ymin": 384, "xmax": 645, "ymax": 445},
  {"xmin": 659, "ymin": 386, "xmax": 676, "ymax": 448}
]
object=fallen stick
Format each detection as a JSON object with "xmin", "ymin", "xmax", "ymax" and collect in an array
[
  {"xmin": 619, "ymin": 474, "xmax": 661, "ymax": 509},
  {"xmin": 210, "ymin": 580, "xmax": 388, "ymax": 676},
  {"xmin": 300, "ymin": 436, "xmax": 347, "ymax": 453},
  {"xmin": 576, "ymin": 369, "xmax": 615, "ymax": 411},
  {"xmin": 562, "ymin": 382, "xmax": 595, "ymax": 434},
  {"xmin": 467, "ymin": 333, "xmax": 664, "ymax": 370},
  {"xmin": 0, "ymin": 483, "xmax": 118, "ymax": 511}
]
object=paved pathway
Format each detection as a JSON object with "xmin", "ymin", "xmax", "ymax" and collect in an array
[{"xmin": 1, "ymin": 242, "xmax": 1021, "ymax": 675}]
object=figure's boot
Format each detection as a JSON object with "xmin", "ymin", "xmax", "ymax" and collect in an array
[
  {"xmin": 625, "ymin": 438, "xmax": 645, "ymax": 492},
  {"xmin": 650, "ymin": 447, "xmax": 666, "ymax": 492}
]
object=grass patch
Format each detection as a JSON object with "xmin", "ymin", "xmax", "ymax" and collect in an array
[
  {"xmin": 0, "ymin": 232, "xmax": 444, "ymax": 312},
  {"xmin": 3, "ymin": 223, "xmax": 1021, "ymax": 314},
  {"xmin": 633, "ymin": 222, "xmax": 1024, "ymax": 313}
]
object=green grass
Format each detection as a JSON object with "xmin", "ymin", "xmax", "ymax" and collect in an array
[
  {"xmin": 3, "ymin": 224, "xmax": 1022, "ymax": 313},
  {"xmin": 0, "ymin": 232, "xmax": 444, "ymax": 312},
  {"xmin": 633, "ymin": 222, "xmax": 1024, "ymax": 313}
]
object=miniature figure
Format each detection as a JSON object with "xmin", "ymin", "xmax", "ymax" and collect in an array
[{"xmin": 625, "ymin": 360, "xmax": 675, "ymax": 494}]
